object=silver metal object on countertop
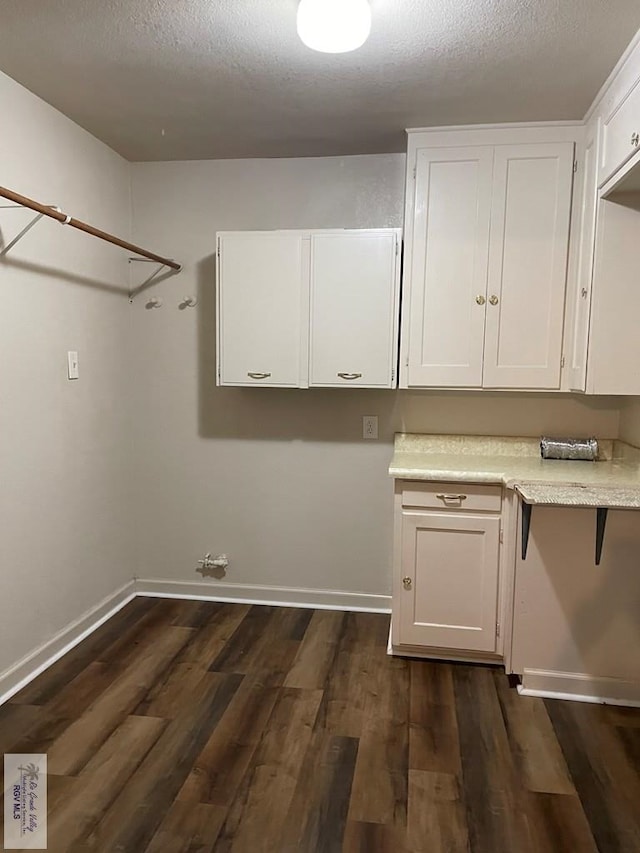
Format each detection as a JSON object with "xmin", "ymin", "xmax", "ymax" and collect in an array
[{"xmin": 540, "ymin": 437, "xmax": 599, "ymax": 461}]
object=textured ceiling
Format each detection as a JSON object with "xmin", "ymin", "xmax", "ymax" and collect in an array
[{"xmin": 1, "ymin": 1, "xmax": 639, "ymax": 161}]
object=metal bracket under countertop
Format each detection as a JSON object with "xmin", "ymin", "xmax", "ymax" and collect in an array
[{"xmin": 514, "ymin": 483, "xmax": 640, "ymax": 566}]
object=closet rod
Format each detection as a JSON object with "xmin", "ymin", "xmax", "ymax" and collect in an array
[{"xmin": 0, "ymin": 185, "xmax": 182, "ymax": 271}]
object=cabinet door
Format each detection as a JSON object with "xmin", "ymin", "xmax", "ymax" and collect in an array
[
  {"xmin": 483, "ymin": 143, "xmax": 574, "ymax": 389},
  {"xmin": 567, "ymin": 126, "xmax": 599, "ymax": 391},
  {"xmin": 398, "ymin": 511, "xmax": 500, "ymax": 652},
  {"xmin": 601, "ymin": 77, "xmax": 640, "ymax": 187},
  {"xmin": 309, "ymin": 230, "xmax": 400, "ymax": 388},
  {"xmin": 217, "ymin": 232, "xmax": 308, "ymax": 387},
  {"xmin": 406, "ymin": 147, "xmax": 493, "ymax": 388}
]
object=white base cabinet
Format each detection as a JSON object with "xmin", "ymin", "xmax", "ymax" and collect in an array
[
  {"xmin": 392, "ymin": 481, "xmax": 504, "ymax": 658},
  {"xmin": 217, "ymin": 229, "xmax": 401, "ymax": 389}
]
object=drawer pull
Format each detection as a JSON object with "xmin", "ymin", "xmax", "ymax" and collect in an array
[
  {"xmin": 247, "ymin": 372, "xmax": 272, "ymax": 379},
  {"xmin": 403, "ymin": 577, "xmax": 412, "ymax": 590},
  {"xmin": 436, "ymin": 493, "xmax": 468, "ymax": 503},
  {"xmin": 337, "ymin": 372, "xmax": 362, "ymax": 380},
  {"xmin": 632, "ymin": 132, "xmax": 640, "ymax": 147}
]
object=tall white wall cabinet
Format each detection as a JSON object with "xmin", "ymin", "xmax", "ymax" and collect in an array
[
  {"xmin": 570, "ymin": 33, "xmax": 640, "ymax": 396},
  {"xmin": 216, "ymin": 229, "xmax": 402, "ymax": 389},
  {"xmin": 400, "ymin": 125, "xmax": 580, "ymax": 391}
]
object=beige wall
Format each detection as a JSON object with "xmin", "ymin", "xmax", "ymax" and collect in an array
[
  {"xmin": 0, "ymin": 71, "xmax": 134, "ymax": 677},
  {"xmin": 619, "ymin": 399, "xmax": 640, "ymax": 446},
  {"xmin": 0, "ymin": 96, "xmax": 629, "ymax": 683},
  {"xmin": 129, "ymin": 157, "xmax": 622, "ymax": 597},
  {"xmin": 512, "ymin": 503, "xmax": 640, "ymax": 691}
]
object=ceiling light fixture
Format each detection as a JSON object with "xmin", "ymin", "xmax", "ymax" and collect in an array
[{"xmin": 297, "ymin": 0, "xmax": 372, "ymax": 54}]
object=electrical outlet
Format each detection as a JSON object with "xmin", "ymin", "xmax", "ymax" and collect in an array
[{"xmin": 363, "ymin": 415, "xmax": 378, "ymax": 440}]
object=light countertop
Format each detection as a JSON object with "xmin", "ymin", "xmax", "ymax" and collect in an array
[
  {"xmin": 389, "ymin": 434, "xmax": 640, "ymax": 499},
  {"xmin": 514, "ymin": 483, "xmax": 640, "ymax": 509}
]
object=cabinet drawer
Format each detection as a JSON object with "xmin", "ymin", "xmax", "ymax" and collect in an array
[
  {"xmin": 401, "ymin": 482, "xmax": 502, "ymax": 512},
  {"xmin": 601, "ymin": 78, "xmax": 640, "ymax": 186}
]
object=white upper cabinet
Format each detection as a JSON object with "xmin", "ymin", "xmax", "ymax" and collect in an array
[
  {"xmin": 571, "ymin": 33, "xmax": 640, "ymax": 395},
  {"xmin": 587, "ymin": 191, "xmax": 640, "ymax": 395},
  {"xmin": 309, "ymin": 231, "xmax": 400, "ymax": 388},
  {"xmin": 600, "ymin": 75, "xmax": 640, "ymax": 188},
  {"xmin": 217, "ymin": 232, "xmax": 308, "ymax": 387},
  {"xmin": 483, "ymin": 142, "xmax": 574, "ymax": 389},
  {"xmin": 400, "ymin": 127, "xmax": 578, "ymax": 391},
  {"xmin": 217, "ymin": 229, "xmax": 401, "ymax": 389},
  {"xmin": 406, "ymin": 147, "xmax": 493, "ymax": 388}
]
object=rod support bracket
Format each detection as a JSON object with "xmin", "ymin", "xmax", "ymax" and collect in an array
[
  {"xmin": 128, "ymin": 257, "xmax": 181, "ymax": 301},
  {"xmin": 0, "ymin": 203, "xmax": 58, "ymax": 257},
  {"xmin": 0, "ymin": 185, "xmax": 182, "ymax": 279},
  {"xmin": 521, "ymin": 501, "xmax": 532, "ymax": 560}
]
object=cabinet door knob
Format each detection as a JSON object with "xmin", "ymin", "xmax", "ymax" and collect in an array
[
  {"xmin": 403, "ymin": 577, "xmax": 412, "ymax": 590},
  {"xmin": 337, "ymin": 372, "xmax": 363, "ymax": 380},
  {"xmin": 581, "ymin": 287, "xmax": 588, "ymax": 298},
  {"xmin": 476, "ymin": 295, "xmax": 486, "ymax": 305},
  {"xmin": 247, "ymin": 372, "xmax": 272, "ymax": 379},
  {"xmin": 632, "ymin": 132, "xmax": 640, "ymax": 147},
  {"xmin": 489, "ymin": 295, "xmax": 499, "ymax": 306}
]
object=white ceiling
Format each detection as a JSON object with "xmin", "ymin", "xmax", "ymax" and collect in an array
[{"xmin": 1, "ymin": 1, "xmax": 639, "ymax": 162}]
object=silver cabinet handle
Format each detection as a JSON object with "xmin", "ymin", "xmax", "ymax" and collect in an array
[
  {"xmin": 403, "ymin": 577, "xmax": 412, "ymax": 590},
  {"xmin": 632, "ymin": 132, "xmax": 639, "ymax": 147},
  {"xmin": 337, "ymin": 373, "xmax": 362, "ymax": 380},
  {"xmin": 247, "ymin": 372, "xmax": 271, "ymax": 379},
  {"xmin": 489, "ymin": 295, "xmax": 499, "ymax": 306},
  {"xmin": 436, "ymin": 493, "xmax": 468, "ymax": 503},
  {"xmin": 581, "ymin": 287, "xmax": 588, "ymax": 298},
  {"xmin": 476, "ymin": 295, "xmax": 486, "ymax": 305}
]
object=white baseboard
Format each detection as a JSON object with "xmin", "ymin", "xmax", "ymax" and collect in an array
[
  {"xmin": 518, "ymin": 668, "xmax": 640, "ymax": 707},
  {"xmin": 0, "ymin": 577, "xmax": 390, "ymax": 708},
  {"xmin": 135, "ymin": 578, "xmax": 391, "ymax": 614},
  {"xmin": 0, "ymin": 580, "xmax": 136, "ymax": 706}
]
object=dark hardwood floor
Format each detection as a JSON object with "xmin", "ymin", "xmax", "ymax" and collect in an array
[{"xmin": 1, "ymin": 597, "xmax": 639, "ymax": 852}]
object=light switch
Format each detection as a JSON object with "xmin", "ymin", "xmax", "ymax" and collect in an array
[{"xmin": 67, "ymin": 351, "xmax": 79, "ymax": 380}]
